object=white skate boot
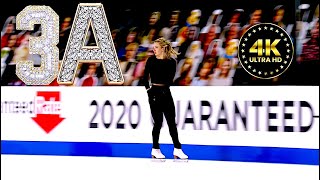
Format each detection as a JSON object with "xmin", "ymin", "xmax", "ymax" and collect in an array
[
  {"xmin": 173, "ymin": 148, "xmax": 188, "ymax": 161},
  {"xmin": 151, "ymin": 148, "xmax": 165, "ymax": 161}
]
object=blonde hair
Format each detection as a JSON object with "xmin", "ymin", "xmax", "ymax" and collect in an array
[{"xmin": 154, "ymin": 37, "xmax": 180, "ymax": 59}]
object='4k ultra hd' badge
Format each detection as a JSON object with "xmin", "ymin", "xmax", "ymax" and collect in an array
[{"xmin": 238, "ymin": 23, "xmax": 294, "ymax": 79}]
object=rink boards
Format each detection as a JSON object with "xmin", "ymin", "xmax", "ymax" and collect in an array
[{"xmin": 1, "ymin": 86, "xmax": 319, "ymax": 166}]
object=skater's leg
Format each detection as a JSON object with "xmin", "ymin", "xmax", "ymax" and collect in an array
[
  {"xmin": 152, "ymin": 111, "xmax": 163, "ymax": 149},
  {"xmin": 163, "ymin": 89, "xmax": 181, "ymax": 149},
  {"xmin": 148, "ymin": 89, "xmax": 164, "ymax": 149}
]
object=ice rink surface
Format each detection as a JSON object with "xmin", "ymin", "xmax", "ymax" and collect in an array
[{"xmin": 1, "ymin": 155, "xmax": 319, "ymax": 180}]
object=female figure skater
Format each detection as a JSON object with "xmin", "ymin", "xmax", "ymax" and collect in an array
[{"xmin": 143, "ymin": 37, "xmax": 188, "ymax": 160}]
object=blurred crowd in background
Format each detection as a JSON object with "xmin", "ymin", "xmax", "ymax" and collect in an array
[{"xmin": 1, "ymin": 0, "xmax": 319, "ymax": 86}]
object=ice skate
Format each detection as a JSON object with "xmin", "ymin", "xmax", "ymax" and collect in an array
[
  {"xmin": 151, "ymin": 148, "xmax": 166, "ymax": 162},
  {"xmin": 173, "ymin": 148, "xmax": 188, "ymax": 162}
]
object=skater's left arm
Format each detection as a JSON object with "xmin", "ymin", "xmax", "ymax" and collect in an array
[
  {"xmin": 143, "ymin": 57, "xmax": 152, "ymax": 90},
  {"xmin": 169, "ymin": 58, "xmax": 177, "ymax": 86}
]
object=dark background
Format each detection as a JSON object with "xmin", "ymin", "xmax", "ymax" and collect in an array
[{"xmin": 1, "ymin": 0, "xmax": 298, "ymax": 30}]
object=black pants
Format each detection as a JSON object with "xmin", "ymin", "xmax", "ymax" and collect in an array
[{"xmin": 148, "ymin": 86, "xmax": 181, "ymax": 149}]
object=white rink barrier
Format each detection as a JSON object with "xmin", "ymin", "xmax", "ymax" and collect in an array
[{"xmin": 1, "ymin": 86, "xmax": 319, "ymax": 165}]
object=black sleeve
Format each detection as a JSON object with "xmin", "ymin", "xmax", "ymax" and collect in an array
[
  {"xmin": 142, "ymin": 57, "xmax": 151, "ymax": 89},
  {"xmin": 169, "ymin": 59, "xmax": 177, "ymax": 85}
]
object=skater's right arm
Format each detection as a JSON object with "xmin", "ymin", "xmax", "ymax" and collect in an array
[{"xmin": 143, "ymin": 57, "xmax": 152, "ymax": 90}]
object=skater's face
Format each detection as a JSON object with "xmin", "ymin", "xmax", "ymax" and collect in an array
[{"xmin": 153, "ymin": 42, "xmax": 164, "ymax": 58}]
